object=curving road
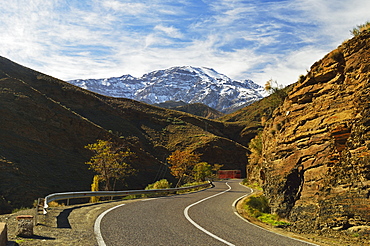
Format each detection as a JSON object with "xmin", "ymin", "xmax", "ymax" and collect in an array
[{"xmin": 96, "ymin": 180, "xmax": 316, "ymax": 246}]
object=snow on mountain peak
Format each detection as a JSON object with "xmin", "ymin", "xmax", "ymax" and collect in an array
[{"xmin": 68, "ymin": 66, "xmax": 264, "ymax": 113}]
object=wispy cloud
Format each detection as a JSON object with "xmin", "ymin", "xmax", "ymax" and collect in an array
[
  {"xmin": 154, "ymin": 25, "xmax": 184, "ymax": 39},
  {"xmin": 101, "ymin": 1, "xmax": 148, "ymax": 15},
  {"xmin": 0, "ymin": 0, "xmax": 369, "ymax": 85}
]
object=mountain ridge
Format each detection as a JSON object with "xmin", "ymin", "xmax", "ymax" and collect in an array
[
  {"xmin": 0, "ymin": 56, "xmax": 253, "ymax": 213},
  {"xmin": 68, "ymin": 66, "xmax": 264, "ymax": 113}
]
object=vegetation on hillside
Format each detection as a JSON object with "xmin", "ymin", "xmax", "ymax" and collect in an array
[
  {"xmin": 351, "ymin": 21, "xmax": 370, "ymax": 36},
  {"xmin": 166, "ymin": 150, "xmax": 223, "ymax": 187},
  {"xmin": 167, "ymin": 150, "xmax": 202, "ymax": 187},
  {"xmin": 85, "ymin": 139, "xmax": 137, "ymax": 191}
]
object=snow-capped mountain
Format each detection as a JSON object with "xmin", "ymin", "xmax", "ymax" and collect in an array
[{"xmin": 68, "ymin": 66, "xmax": 264, "ymax": 113}]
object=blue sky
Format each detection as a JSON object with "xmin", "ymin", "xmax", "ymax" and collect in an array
[{"xmin": 0, "ymin": 0, "xmax": 369, "ymax": 86}]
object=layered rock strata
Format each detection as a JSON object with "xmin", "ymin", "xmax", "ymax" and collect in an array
[{"xmin": 260, "ymin": 33, "xmax": 370, "ymax": 232}]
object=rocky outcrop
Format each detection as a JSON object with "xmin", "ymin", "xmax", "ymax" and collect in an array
[{"xmin": 259, "ymin": 33, "xmax": 370, "ymax": 232}]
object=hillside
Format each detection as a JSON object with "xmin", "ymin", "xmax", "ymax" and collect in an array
[
  {"xmin": 247, "ymin": 32, "xmax": 370, "ymax": 235},
  {"xmin": 0, "ymin": 57, "xmax": 251, "ymax": 213},
  {"xmin": 154, "ymin": 101, "xmax": 224, "ymax": 119}
]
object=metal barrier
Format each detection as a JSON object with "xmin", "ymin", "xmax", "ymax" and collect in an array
[{"xmin": 43, "ymin": 182, "xmax": 212, "ymax": 214}]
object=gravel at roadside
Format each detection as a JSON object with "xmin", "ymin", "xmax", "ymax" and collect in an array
[{"xmin": 0, "ymin": 199, "xmax": 139, "ymax": 246}]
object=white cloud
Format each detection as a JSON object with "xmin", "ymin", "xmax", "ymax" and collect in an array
[
  {"xmin": 293, "ymin": 0, "xmax": 370, "ymax": 43},
  {"xmin": 248, "ymin": 46, "xmax": 329, "ymax": 86},
  {"xmin": 1, "ymin": 0, "xmax": 370, "ymax": 86},
  {"xmin": 101, "ymin": 0, "xmax": 148, "ymax": 15},
  {"xmin": 154, "ymin": 25, "xmax": 183, "ymax": 39}
]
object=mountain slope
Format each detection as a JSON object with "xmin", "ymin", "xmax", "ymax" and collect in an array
[
  {"xmin": 154, "ymin": 101, "xmax": 224, "ymax": 119},
  {"xmin": 68, "ymin": 66, "xmax": 264, "ymax": 113},
  {"xmin": 0, "ymin": 57, "xmax": 251, "ymax": 212}
]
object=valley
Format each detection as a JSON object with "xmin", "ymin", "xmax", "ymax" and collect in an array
[{"xmin": 0, "ymin": 29, "xmax": 369, "ymax": 245}]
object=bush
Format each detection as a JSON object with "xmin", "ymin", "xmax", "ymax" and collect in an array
[
  {"xmin": 244, "ymin": 194, "xmax": 270, "ymax": 217},
  {"xmin": 244, "ymin": 194, "xmax": 290, "ymax": 227},
  {"xmin": 248, "ymin": 131, "xmax": 262, "ymax": 156},
  {"xmin": 330, "ymin": 48, "xmax": 344, "ymax": 62},
  {"xmin": 257, "ymin": 213, "xmax": 290, "ymax": 227},
  {"xmin": 350, "ymin": 21, "xmax": 370, "ymax": 36},
  {"xmin": 242, "ymin": 180, "xmax": 263, "ymax": 191},
  {"xmin": 145, "ymin": 179, "xmax": 171, "ymax": 190}
]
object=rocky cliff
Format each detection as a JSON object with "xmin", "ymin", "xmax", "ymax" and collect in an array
[{"xmin": 257, "ymin": 32, "xmax": 370, "ymax": 232}]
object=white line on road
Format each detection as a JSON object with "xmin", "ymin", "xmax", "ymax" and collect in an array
[
  {"xmin": 94, "ymin": 203, "xmax": 126, "ymax": 246},
  {"xmin": 184, "ymin": 182, "xmax": 235, "ymax": 246}
]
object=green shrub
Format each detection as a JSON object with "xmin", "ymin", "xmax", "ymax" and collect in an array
[
  {"xmin": 248, "ymin": 131, "xmax": 263, "ymax": 156},
  {"xmin": 145, "ymin": 179, "xmax": 172, "ymax": 190},
  {"xmin": 242, "ymin": 180, "xmax": 263, "ymax": 191},
  {"xmin": 350, "ymin": 21, "xmax": 370, "ymax": 36},
  {"xmin": 244, "ymin": 194, "xmax": 290, "ymax": 227},
  {"xmin": 257, "ymin": 213, "xmax": 290, "ymax": 227},
  {"xmin": 244, "ymin": 194, "xmax": 270, "ymax": 217}
]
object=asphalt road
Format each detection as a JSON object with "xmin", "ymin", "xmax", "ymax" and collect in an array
[{"xmin": 97, "ymin": 180, "xmax": 316, "ymax": 246}]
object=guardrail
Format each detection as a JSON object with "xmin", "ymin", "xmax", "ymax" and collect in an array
[{"xmin": 43, "ymin": 182, "xmax": 212, "ymax": 214}]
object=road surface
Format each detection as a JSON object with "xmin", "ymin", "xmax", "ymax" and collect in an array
[{"xmin": 96, "ymin": 180, "xmax": 316, "ymax": 246}]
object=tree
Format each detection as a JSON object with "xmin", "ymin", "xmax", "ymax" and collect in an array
[
  {"xmin": 193, "ymin": 162, "xmax": 212, "ymax": 182},
  {"xmin": 167, "ymin": 149, "xmax": 201, "ymax": 187},
  {"xmin": 85, "ymin": 139, "xmax": 136, "ymax": 191},
  {"xmin": 264, "ymin": 79, "xmax": 287, "ymax": 101},
  {"xmin": 212, "ymin": 164, "xmax": 223, "ymax": 180}
]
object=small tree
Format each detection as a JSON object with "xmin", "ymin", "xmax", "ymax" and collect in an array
[
  {"xmin": 264, "ymin": 79, "xmax": 287, "ymax": 101},
  {"xmin": 212, "ymin": 164, "xmax": 223, "ymax": 180},
  {"xmin": 90, "ymin": 175, "xmax": 101, "ymax": 203},
  {"xmin": 167, "ymin": 149, "xmax": 201, "ymax": 187},
  {"xmin": 193, "ymin": 162, "xmax": 212, "ymax": 182},
  {"xmin": 263, "ymin": 79, "xmax": 288, "ymax": 119},
  {"xmin": 193, "ymin": 162, "xmax": 223, "ymax": 182},
  {"xmin": 85, "ymin": 139, "xmax": 136, "ymax": 191}
]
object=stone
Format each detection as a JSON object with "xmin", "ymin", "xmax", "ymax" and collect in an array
[
  {"xmin": 0, "ymin": 223, "xmax": 7, "ymax": 246},
  {"xmin": 16, "ymin": 215, "xmax": 34, "ymax": 237},
  {"xmin": 347, "ymin": 226, "xmax": 370, "ymax": 235}
]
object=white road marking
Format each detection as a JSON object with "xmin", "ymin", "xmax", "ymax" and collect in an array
[
  {"xmin": 183, "ymin": 182, "xmax": 235, "ymax": 246},
  {"xmin": 94, "ymin": 203, "xmax": 126, "ymax": 246}
]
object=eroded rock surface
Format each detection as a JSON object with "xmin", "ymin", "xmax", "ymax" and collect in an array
[{"xmin": 259, "ymin": 33, "xmax": 370, "ymax": 233}]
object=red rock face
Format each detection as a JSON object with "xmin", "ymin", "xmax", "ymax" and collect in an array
[{"xmin": 259, "ymin": 33, "xmax": 370, "ymax": 232}]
